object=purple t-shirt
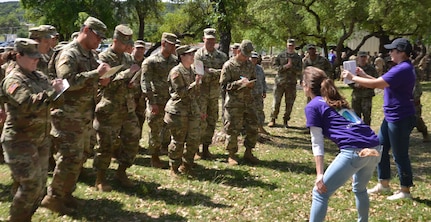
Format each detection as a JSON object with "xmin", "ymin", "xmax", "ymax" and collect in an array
[
  {"xmin": 305, "ymin": 96, "xmax": 379, "ymax": 149},
  {"xmin": 381, "ymin": 60, "xmax": 416, "ymax": 122}
]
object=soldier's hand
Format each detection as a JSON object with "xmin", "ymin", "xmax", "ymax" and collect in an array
[
  {"xmin": 51, "ymin": 78, "xmax": 64, "ymax": 93},
  {"xmin": 200, "ymin": 113, "xmax": 208, "ymax": 120},
  {"xmin": 97, "ymin": 63, "xmax": 111, "ymax": 77},
  {"xmin": 130, "ymin": 64, "xmax": 141, "ymax": 74},
  {"xmin": 262, "ymin": 93, "xmax": 266, "ymax": 99},
  {"xmin": 195, "ymin": 75, "xmax": 202, "ymax": 84},
  {"xmin": 151, "ymin": 104, "xmax": 160, "ymax": 115}
]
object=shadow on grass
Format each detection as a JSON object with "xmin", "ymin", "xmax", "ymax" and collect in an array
[
  {"xmin": 0, "ymin": 182, "xmax": 12, "ymax": 202},
  {"xmin": 67, "ymin": 198, "xmax": 187, "ymax": 222},
  {"xmin": 256, "ymin": 159, "xmax": 316, "ymax": 175},
  {"xmin": 192, "ymin": 163, "xmax": 278, "ymax": 191},
  {"xmin": 413, "ymin": 197, "xmax": 431, "ymax": 207}
]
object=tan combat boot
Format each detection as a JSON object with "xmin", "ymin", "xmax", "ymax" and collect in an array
[
  {"xmin": 151, "ymin": 154, "xmax": 164, "ymax": 168},
  {"xmin": 178, "ymin": 162, "xmax": 194, "ymax": 176},
  {"xmin": 244, "ymin": 148, "xmax": 260, "ymax": 164},
  {"xmin": 41, "ymin": 195, "xmax": 75, "ymax": 215},
  {"xmin": 115, "ymin": 165, "xmax": 135, "ymax": 188},
  {"xmin": 267, "ymin": 119, "xmax": 276, "ymax": 127},
  {"xmin": 95, "ymin": 170, "xmax": 112, "ymax": 192},
  {"xmin": 227, "ymin": 152, "xmax": 239, "ymax": 166},
  {"xmin": 169, "ymin": 165, "xmax": 180, "ymax": 178}
]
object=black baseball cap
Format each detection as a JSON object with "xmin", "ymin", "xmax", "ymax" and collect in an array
[{"xmin": 384, "ymin": 38, "xmax": 412, "ymax": 55}]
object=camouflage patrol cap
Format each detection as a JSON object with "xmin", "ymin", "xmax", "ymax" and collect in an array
[
  {"xmin": 358, "ymin": 51, "xmax": 368, "ymax": 57},
  {"xmin": 161, "ymin": 32, "xmax": 177, "ymax": 44},
  {"xmin": 287, "ymin": 39, "xmax": 295, "ymax": 46},
  {"xmin": 204, "ymin": 28, "xmax": 216, "ymax": 39},
  {"xmin": 114, "ymin": 24, "xmax": 134, "ymax": 45},
  {"xmin": 176, "ymin": 45, "xmax": 197, "ymax": 56},
  {"xmin": 28, "ymin": 25, "xmax": 53, "ymax": 39},
  {"xmin": 40, "ymin": 25, "xmax": 58, "ymax": 36},
  {"xmin": 134, "ymin": 40, "xmax": 146, "ymax": 48},
  {"xmin": 231, "ymin": 43, "xmax": 240, "ymax": 49},
  {"xmin": 84, "ymin": 16, "xmax": 107, "ymax": 39},
  {"xmin": 239, "ymin": 40, "xmax": 254, "ymax": 57},
  {"xmin": 14, "ymin": 38, "xmax": 42, "ymax": 59},
  {"xmin": 251, "ymin": 51, "xmax": 259, "ymax": 58},
  {"xmin": 307, "ymin": 44, "xmax": 316, "ymax": 50}
]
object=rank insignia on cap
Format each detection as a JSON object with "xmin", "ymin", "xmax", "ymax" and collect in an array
[{"xmin": 8, "ymin": 82, "xmax": 19, "ymax": 94}]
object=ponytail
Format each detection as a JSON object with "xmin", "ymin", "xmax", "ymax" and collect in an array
[
  {"xmin": 320, "ymin": 78, "xmax": 350, "ymax": 109},
  {"xmin": 303, "ymin": 66, "xmax": 350, "ymax": 109}
]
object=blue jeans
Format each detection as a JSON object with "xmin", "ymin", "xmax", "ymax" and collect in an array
[
  {"xmin": 377, "ymin": 115, "xmax": 415, "ymax": 187},
  {"xmin": 310, "ymin": 147, "xmax": 381, "ymax": 222}
]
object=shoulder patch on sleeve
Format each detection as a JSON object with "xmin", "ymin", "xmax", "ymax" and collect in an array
[
  {"xmin": 7, "ymin": 82, "xmax": 19, "ymax": 95},
  {"xmin": 171, "ymin": 72, "xmax": 179, "ymax": 79}
]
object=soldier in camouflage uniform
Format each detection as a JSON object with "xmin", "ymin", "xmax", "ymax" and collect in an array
[
  {"xmin": 164, "ymin": 45, "xmax": 201, "ymax": 176},
  {"xmin": 250, "ymin": 52, "xmax": 268, "ymax": 134},
  {"xmin": 303, "ymin": 44, "xmax": 332, "ymax": 78},
  {"xmin": 28, "ymin": 25, "xmax": 55, "ymax": 77},
  {"xmin": 131, "ymin": 40, "xmax": 147, "ymax": 133},
  {"xmin": 42, "ymin": 16, "xmax": 110, "ymax": 214},
  {"xmin": 0, "ymin": 38, "xmax": 63, "ymax": 222},
  {"xmin": 92, "ymin": 25, "xmax": 141, "ymax": 191},
  {"xmin": 413, "ymin": 67, "xmax": 429, "ymax": 142},
  {"xmin": 268, "ymin": 39, "xmax": 302, "ymax": 128},
  {"xmin": 141, "ymin": 33, "xmax": 178, "ymax": 168},
  {"xmin": 220, "ymin": 40, "xmax": 260, "ymax": 166},
  {"xmin": 349, "ymin": 51, "xmax": 378, "ymax": 125},
  {"xmin": 194, "ymin": 28, "xmax": 228, "ymax": 159}
]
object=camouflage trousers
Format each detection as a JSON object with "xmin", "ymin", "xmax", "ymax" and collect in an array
[
  {"xmin": 199, "ymin": 96, "xmax": 219, "ymax": 146},
  {"xmin": 3, "ymin": 137, "xmax": 50, "ymax": 218},
  {"xmin": 135, "ymin": 94, "xmax": 147, "ymax": 130},
  {"xmin": 415, "ymin": 104, "xmax": 428, "ymax": 133},
  {"xmin": 270, "ymin": 83, "xmax": 296, "ymax": 121},
  {"xmin": 164, "ymin": 113, "xmax": 200, "ymax": 168},
  {"xmin": 146, "ymin": 103, "xmax": 170, "ymax": 155},
  {"xmin": 223, "ymin": 106, "xmax": 258, "ymax": 153},
  {"xmin": 48, "ymin": 119, "xmax": 91, "ymax": 198},
  {"xmin": 93, "ymin": 111, "xmax": 140, "ymax": 170},
  {"xmin": 253, "ymin": 94, "xmax": 265, "ymax": 126},
  {"xmin": 352, "ymin": 96, "xmax": 373, "ymax": 125}
]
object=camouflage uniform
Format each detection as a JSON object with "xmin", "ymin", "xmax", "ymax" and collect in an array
[
  {"xmin": 252, "ymin": 63, "xmax": 267, "ymax": 126},
  {"xmin": 194, "ymin": 29, "xmax": 228, "ymax": 150},
  {"xmin": 0, "ymin": 38, "xmax": 57, "ymax": 221},
  {"xmin": 93, "ymin": 47, "xmax": 140, "ymax": 172},
  {"xmin": 413, "ymin": 67, "xmax": 429, "ymax": 141},
  {"xmin": 164, "ymin": 50, "xmax": 200, "ymax": 170},
  {"xmin": 270, "ymin": 49, "xmax": 302, "ymax": 125},
  {"xmin": 349, "ymin": 63, "xmax": 378, "ymax": 125},
  {"xmin": 220, "ymin": 42, "xmax": 258, "ymax": 157},
  {"xmin": 303, "ymin": 55, "xmax": 332, "ymax": 78},
  {"xmin": 141, "ymin": 44, "xmax": 178, "ymax": 157},
  {"xmin": 48, "ymin": 38, "xmax": 101, "ymax": 199},
  {"xmin": 374, "ymin": 55, "xmax": 385, "ymax": 76}
]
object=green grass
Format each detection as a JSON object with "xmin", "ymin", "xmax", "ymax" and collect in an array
[{"xmin": 1, "ymin": 69, "xmax": 431, "ymax": 221}]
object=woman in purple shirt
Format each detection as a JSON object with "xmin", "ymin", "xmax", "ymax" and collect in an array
[
  {"xmin": 343, "ymin": 38, "xmax": 416, "ymax": 200},
  {"xmin": 303, "ymin": 67, "xmax": 381, "ymax": 221}
]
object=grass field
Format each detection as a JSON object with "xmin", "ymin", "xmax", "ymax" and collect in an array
[{"xmin": 0, "ymin": 69, "xmax": 430, "ymax": 221}]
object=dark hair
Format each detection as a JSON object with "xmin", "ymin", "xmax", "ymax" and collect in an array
[{"xmin": 303, "ymin": 66, "xmax": 350, "ymax": 109}]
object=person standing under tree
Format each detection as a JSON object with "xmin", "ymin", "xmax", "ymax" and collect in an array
[{"xmin": 268, "ymin": 39, "xmax": 302, "ymax": 128}]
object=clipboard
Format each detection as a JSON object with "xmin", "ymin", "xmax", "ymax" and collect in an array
[
  {"xmin": 100, "ymin": 65, "xmax": 123, "ymax": 79},
  {"xmin": 54, "ymin": 79, "xmax": 70, "ymax": 100},
  {"xmin": 237, "ymin": 79, "xmax": 256, "ymax": 90}
]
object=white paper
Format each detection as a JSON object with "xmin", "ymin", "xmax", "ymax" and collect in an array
[
  {"xmin": 343, "ymin": 60, "xmax": 356, "ymax": 84},
  {"xmin": 194, "ymin": 60, "xmax": 204, "ymax": 76},
  {"xmin": 54, "ymin": 79, "xmax": 70, "ymax": 100}
]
